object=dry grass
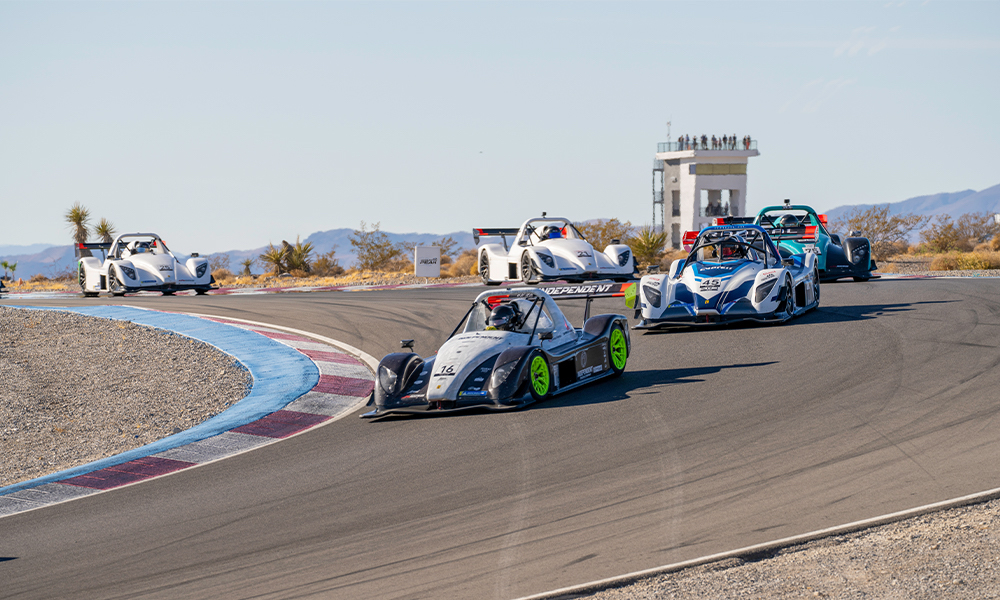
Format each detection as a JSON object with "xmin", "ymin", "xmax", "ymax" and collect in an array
[{"xmin": 929, "ymin": 251, "xmax": 1000, "ymax": 271}]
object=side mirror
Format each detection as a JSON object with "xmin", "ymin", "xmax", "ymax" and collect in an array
[
  {"xmin": 539, "ymin": 331, "xmax": 553, "ymax": 340},
  {"xmin": 611, "ymin": 238, "xmax": 620, "ymax": 245},
  {"xmin": 782, "ymin": 258, "xmax": 795, "ymax": 267},
  {"xmin": 647, "ymin": 265, "xmax": 660, "ymax": 274},
  {"xmin": 400, "ymin": 339, "xmax": 414, "ymax": 350}
]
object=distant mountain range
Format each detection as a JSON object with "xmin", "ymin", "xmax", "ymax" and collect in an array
[
  {"xmin": 826, "ymin": 183, "xmax": 1000, "ymax": 222},
  {"xmin": 0, "ymin": 229, "xmax": 476, "ymax": 280},
  {"xmin": 5, "ymin": 184, "xmax": 999, "ymax": 280}
]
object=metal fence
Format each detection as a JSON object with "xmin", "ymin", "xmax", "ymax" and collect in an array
[{"xmin": 658, "ymin": 139, "xmax": 757, "ymax": 152}]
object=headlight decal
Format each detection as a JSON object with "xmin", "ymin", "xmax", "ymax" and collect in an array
[
  {"xmin": 119, "ymin": 265, "xmax": 137, "ymax": 280},
  {"xmin": 754, "ymin": 278, "xmax": 778, "ymax": 303},
  {"xmin": 642, "ymin": 284, "xmax": 662, "ymax": 308},
  {"xmin": 196, "ymin": 263, "xmax": 208, "ymax": 278},
  {"xmin": 378, "ymin": 366, "xmax": 398, "ymax": 393},
  {"xmin": 618, "ymin": 250, "xmax": 630, "ymax": 267},
  {"xmin": 537, "ymin": 253, "xmax": 555, "ymax": 269},
  {"xmin": 491, "ymin": 360, "xmax": 519, "ymax": 388}
]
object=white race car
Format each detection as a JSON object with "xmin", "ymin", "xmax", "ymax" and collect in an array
[
  {"xmin": 474, "ymin": 216, "xmax": 637, "ymax": 285},
  {"xmin": 77, "ymin": 233, "xmax": 214, "ymax": 297},
  {"xmin": 364, "ymin": 283, "xmax": 633, "ymax": 418},
  {"xmin": 634, "ymin": 224, "xmax": 819, "ymax": 328}
]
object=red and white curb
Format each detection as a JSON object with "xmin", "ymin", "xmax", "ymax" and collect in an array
[{"xmin": 0, "ymin": 316, "xmax": 376, "ymax": 517}]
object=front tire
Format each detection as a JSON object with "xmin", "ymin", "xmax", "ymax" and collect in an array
[
  {"xmin": 107, "ymin": 269, "xmax": 125, "ymax": 297},
  {"xmin": 812, "ymin": 269, "xmax": 821, "ymax": 306},
  {"xmin": 527, "ymin": 352, "xmax": 551, "ymax": 401},
  {"xmin": 779, "ymin": 275, "xmax": 795, "ymax": 320},
  {"xmin": 520, "ymin": 253, "xmax": 536, "ymax": 285},
  {"xmin": 608, "ymin": 323, "xmax": 628, "ymax": 376}
]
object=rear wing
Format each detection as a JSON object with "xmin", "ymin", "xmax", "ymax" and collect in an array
[
  {"xmin": 75, "ymin": 241, "xmax": 112, "ymax": 259},
  {"xmin": 764, "ymin": 225, "xmax": 818, "ymax": 243},
  {"xmin": 539, "ymin": 281, "xmax": 638, "ymax": 319},
  {"xmin": 473, "ymin": 227, "xmax": 520, "ymax": 248},
  {"xmin": 712, "ymin": 217, "xmax": 755, "ymax": 226}
]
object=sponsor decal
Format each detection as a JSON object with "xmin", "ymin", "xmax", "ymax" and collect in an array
[
  {"xmin": 418, "ymin": 258, "xmax": 438, "ymax": 265},
  {"xmin": 460, "ymin": 390, "xmax": 489, "ymax": 397},
  {"xmin": 546, "ymin": 283, "xmax": 614, "ymax": 296},
  {"xmin": 578, "ymin": 351, "xmax": 588, "ymax": 368},
  {"xmin": 578, "ymin": 366, "xmax": 594, "ymax": 378},
  {"xmin": 158, "ymin": 265, "xmax": 173, "ymax": 272},
  {"xmin": 473, "ymin": 377, "xmax": 484, "ymax": 382},
  {"xmin": 761, "ymin": 271, "xmax": 777, "ymax": 281},
  {"xmin": 698, "ymin": 265, "xmax": 733, "ymax": 271}
]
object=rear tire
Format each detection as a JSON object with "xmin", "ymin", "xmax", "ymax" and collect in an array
[
  {"xmin": 480, "ymin": 252, "xmax": 500, "ymax": 286},
  {"xmin": 608, "ymin": 323, "xmax": 628, "ymax": 376},
  {"xmin": 527, "ymin": 352, "xmax": 551, "ymax": 401},
  {"xmin": 78, "ymin": 264, "xmax": 97, "ymax": 298}
]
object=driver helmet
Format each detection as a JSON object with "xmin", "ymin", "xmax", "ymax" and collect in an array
[
  {"xmin": 545, "ymin": 226, "xmax": 562, "ymax": 239},
  {"xmin": 777, "ymin": 214, "xmax": 798, "ymax": 228},
  {"xmin": 720, "ymin": 243, "xmax": 740, "ymax": 259},
  {"xmin": 488, "ymin": 304, "xmax": 520, "ymax": 331}
]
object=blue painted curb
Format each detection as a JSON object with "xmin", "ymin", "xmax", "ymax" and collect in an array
[{"xmin": 0, "ymin": 305, "xmax": 319, "ymax": 496}]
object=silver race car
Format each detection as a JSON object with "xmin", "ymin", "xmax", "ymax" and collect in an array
[
  {"xmin": 475, "ymin": 215, "xmax": 637, "ymax": 285},
  {"xmin": 634, "ymin": 224, "xmax": 819, "ymax": 328},
  {"xmin": 364, "ymin": 283, "xmax": 633, "ymax": 418},
  {"xmin": 77, "ymin": 233, "xmax": 214, "ymax": 297}
]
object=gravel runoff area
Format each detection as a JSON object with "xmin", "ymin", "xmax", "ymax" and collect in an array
[
  {"xmin": 0, "ymin": 306, "xmax": 251, "ymax": 488},
  {"xmin": 577, "ymin": 496, "xmax": 1000, "ymax": 599}
]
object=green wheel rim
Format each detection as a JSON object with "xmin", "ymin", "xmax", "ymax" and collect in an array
[
  {"xmin": 530, "ymin": 355, "xmax": 549, "ymax": 396},
  {"xmin": 609, "ymin": 329, "xmax": 627, "ymax": 371}
]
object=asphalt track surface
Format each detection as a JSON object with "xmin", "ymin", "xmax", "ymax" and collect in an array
[{"xmin": 3, "ymin": 278, "xmax": 1000, "ymax": 599}]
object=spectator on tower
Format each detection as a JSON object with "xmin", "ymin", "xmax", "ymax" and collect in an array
[
  {"xmin": 677, "ymin": 135, "xmax": 684, "ymax": 150},
  {"xmin": 722, "ymin": 134, "xmax": 728, "ymax": 149},
  {"xmin": 685, "ymin": 134, "xmax": 690, "ymax": 150}
]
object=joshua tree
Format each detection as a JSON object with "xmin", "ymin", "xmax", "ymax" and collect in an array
[
  {"xmin": 259, "ymin": 243, "xmax": 288, "ymax": 275},
  {"xmin": 65, "ymin": 202, "xmax": 92, "ymax": 244},
  {"xmin": 240, "ymin": 257, "xmax": 255, "ymax": 276},
  {"xmin": 94, "ymin": 218, "xmax": 117, "ymax": 243}
]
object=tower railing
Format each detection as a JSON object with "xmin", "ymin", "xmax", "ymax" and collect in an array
[{"xmin": 658, "ymin": 139, "xmax": 757, "ymax": 152}]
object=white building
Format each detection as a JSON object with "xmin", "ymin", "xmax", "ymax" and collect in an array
[{"xmin": 652, "ymin": 138, "xmax": 760, "ymax": 249}]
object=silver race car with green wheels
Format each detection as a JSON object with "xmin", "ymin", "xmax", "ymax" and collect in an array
[{"xmin": 363, "ymin": 283, "xmax": 633, "ymax": 418}]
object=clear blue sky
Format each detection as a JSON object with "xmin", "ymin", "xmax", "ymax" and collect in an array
[{"xmin": 3, "ymin": 1, "xmax": 998, "ymax": 253}]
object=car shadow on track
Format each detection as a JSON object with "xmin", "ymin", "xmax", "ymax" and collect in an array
[
  {"xmin": 535, "ymin": 361, "xmax": 779, "ymax": 410},
  {"xmin": 632, "ymin": 300, "xmax": 956, "ymax": 332}
]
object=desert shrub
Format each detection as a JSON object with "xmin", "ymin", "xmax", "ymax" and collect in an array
[
  {"xmin": 312, "ymin": 249, "xmax": 344, "ymax": 277},
  {"xmin": 658, "ymin": 249, "xmax": 688, "ymax": 272},
  {"xmin": 259, "ymin": 244, "xmax": 286, "ymax": 275},
  {"xmin": 239, "ymin": 257, "xmax": 256, "ymax": 276},
  {"xmin": 289, "ymin": 269, "xmax": 309, "ymax": 278},
  {"xmin": 384, "ymin": 257, "xmax": 415, "ymax": 273},
  {"xmin": 920, "ymin": 212, "xmax": 1000, "ymax": 253},
  {"xmin": 29, "ymin": 273, "xmax": 48, "ymax": 283},
  {"xmin": 213, "ymin": 268, "xmax": 234, "ymax": 281},
  {"xmin": 829, "ymin": 205, "xmax": 928, "ymax": 260},
  {"xmin": 626, "ymin": 226, "xmax": 668, "ymax": 266},
  {"xmin": 575, "ymin": 218, "xmax": 636, "ymax": 251},
  {"xmin": 449, "ymin": 249, "xmax": 477, "ymax": 277},
  {"xmin": 929, "ymin": 251, "xmax": 1000, "ymax": 271},
  {"xmin": 286, "ymin": 237, "xmax": 314, "ymax": 273},
  {"xmin": 209, "ymin": 253, "xmax": 231, "ymax": 273},
  {"xmin": 350, "ymin": 221, "xmax": 404, "ymax": 271},
  {"xmin": 990, "ymin": 235, "xmax": 1000, "ymax": 252}
]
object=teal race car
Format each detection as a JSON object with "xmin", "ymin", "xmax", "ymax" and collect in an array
[{"xmin": 720, "ymin": 200, "xmax": 877, "ymax": 282}]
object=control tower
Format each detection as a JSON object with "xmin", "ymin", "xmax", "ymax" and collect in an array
[{"xmin": 652, "ymin": 137, "xmax": 760, "ymax": 249}]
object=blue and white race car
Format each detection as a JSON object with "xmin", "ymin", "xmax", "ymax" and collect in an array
[{"xmin": 634, "ymin": 225, "xmax": 819, "ymax": 328}]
